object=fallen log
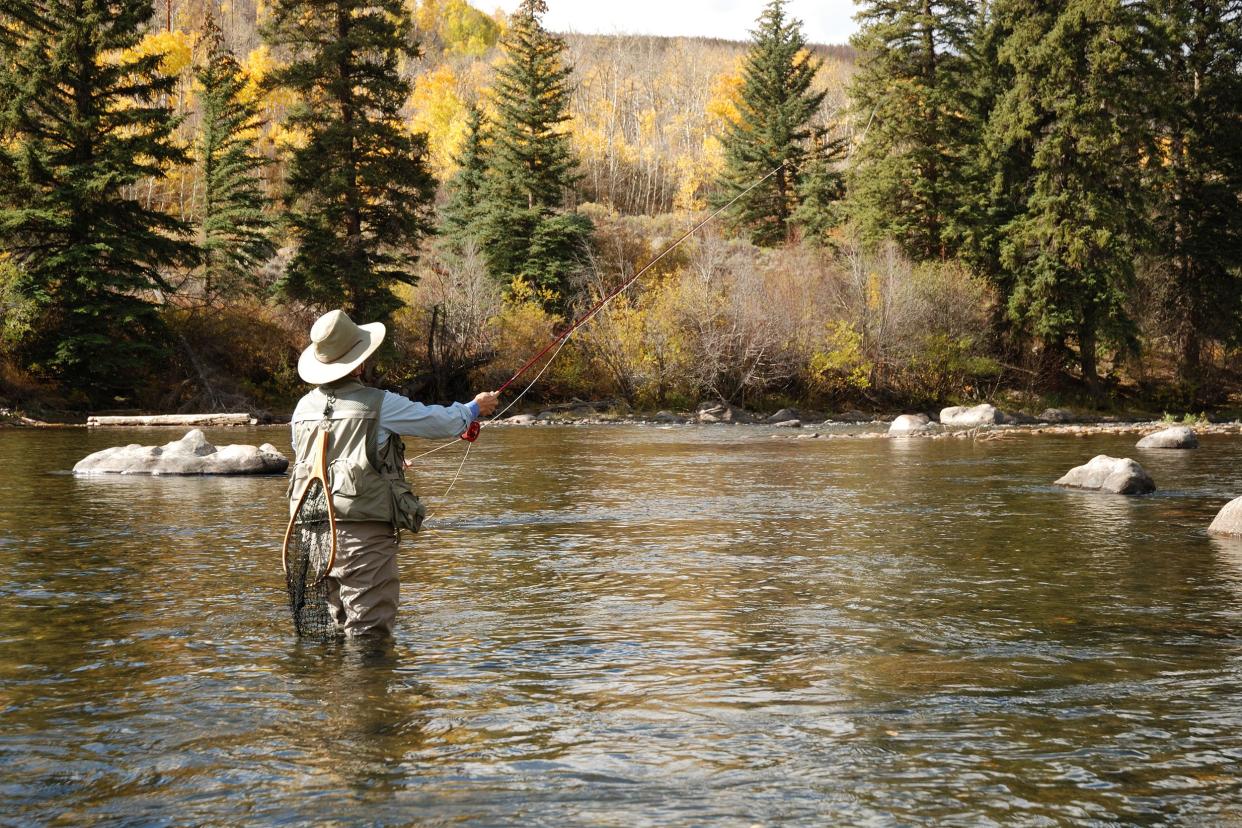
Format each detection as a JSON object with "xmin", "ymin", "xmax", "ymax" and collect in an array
[{"xmin": 87, "ymin": 413, "xmax": 256, "ymax": 427}]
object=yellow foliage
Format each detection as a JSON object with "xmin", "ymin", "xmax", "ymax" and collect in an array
[
  {"xmin": 706, "ymin": 57, "xmax": 745, "ymax": 128},
  {"xmin": 122, "ymin": 29, "xmax": 196, "ymax": 77},
  {"xmin": 240, "ymin": 45, "xmax": 303, "ymax": 149},
  {"xmin": 809, "ymin": 321, "xmax": 872, "ymax": 399},
  {"xmin": 410, "ymin": 65, "xmax": 468, "ymax": 179}
]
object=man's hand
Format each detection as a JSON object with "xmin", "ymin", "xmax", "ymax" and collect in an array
[{"xmin": 473, "ymin": 391, "xmax": 500, "ymax": 418}]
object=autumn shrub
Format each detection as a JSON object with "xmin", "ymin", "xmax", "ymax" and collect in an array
[
  {"xmin": 808, "ymin": 320, "xmax": 872, "ymax": 402},
  {"xmin": 821, "ymin": 236, "xmax": 997, "ymax": 404}
]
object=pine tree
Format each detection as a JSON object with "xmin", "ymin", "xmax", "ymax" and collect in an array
[
  {"xmin": 1144, "ymin": 0, "xmax": 1242, "ymax": 391},
  {"xmin": 0, "ymin": 0, "xmax": 196, "ymax": 400},
  {"xmin": 195, "ymin": 15, "xmax": 275, "ymax": 303},
  {"xmin": 476, "ymin": 0, "xmax": 590, "ymax": 304},
  {"xmin": 995, "ymin": 0, "xmax": 1149, "ymax": 392},
  {"xmin": 848, "ymin": 0, "xmax": 978, "ymax": 261},
  {"xmin": 262, "ymin": 0, "xmax": 436, "ymax": 323},
  {"xmin": 439, "ymin": 102, "xmax": 489, "ymax": 252},
  {"xmin": 715, "ymin": 0, "xmax": 827, "ymax": 247}
]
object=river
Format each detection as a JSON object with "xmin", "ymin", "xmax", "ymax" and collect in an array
[{"xmin": 2, "ymin": 423, "xmax": 1241, "ymax": 825}]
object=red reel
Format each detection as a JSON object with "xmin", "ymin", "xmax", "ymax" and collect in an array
[{"xmin": 460, "ymin": 421, "xmax": 481, "ymax": 442}]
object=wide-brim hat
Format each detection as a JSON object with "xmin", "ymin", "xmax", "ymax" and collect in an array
[{"xmin": 298, "ymin": 309, "xmax": 386, "ymax": 385}]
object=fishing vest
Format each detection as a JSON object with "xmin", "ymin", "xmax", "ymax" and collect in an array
[{"xmin": 287, "ymin": 380, "xmax": 425, "ymax": 533}]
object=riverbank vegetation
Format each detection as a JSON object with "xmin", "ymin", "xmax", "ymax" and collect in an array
[{"xmin": 1, "ymin": 0, "xmax": 1239, "ymax": 418}]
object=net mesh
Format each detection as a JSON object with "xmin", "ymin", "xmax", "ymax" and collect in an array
[{"xmin": 284, "ymin": 478, "xmax": 336, "ymax": 637}]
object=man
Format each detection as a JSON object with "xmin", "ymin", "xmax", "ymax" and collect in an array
[{"xmin": 289, "ymin": 309, "xmax": 499, "ymax": 637}]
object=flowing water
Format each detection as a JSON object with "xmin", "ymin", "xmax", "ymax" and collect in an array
[{"xmin": 2, "ymin": 423, "xmax": 1241, "ymax": 826}]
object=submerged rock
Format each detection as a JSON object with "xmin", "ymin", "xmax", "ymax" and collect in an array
[
  {"xmin": 1208, "ymin": 497, "xmax": 1242, "ymax": 537},
  {"xmin": 73, "ymin": 429, "xmax": 288, "ymax": 476},
  {"xmin": 1136, "ymin": 426, "xmax": 1199, "ymax": 449},
  {"xmin": 940, "ymin": 404, "xmax": 1004, "ymax": 427},
  {"xmin": 1054, "ymin": 455, "xmax": 1156, "ymax": 495},
  {"xmin": 889, "ymin": 414, "xmax": 932, "ymax": 435}
]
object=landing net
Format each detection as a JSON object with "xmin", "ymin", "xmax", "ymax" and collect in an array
[{"xmin": 284, "ymin": 477, "xmax": 336, "ymax": 638}]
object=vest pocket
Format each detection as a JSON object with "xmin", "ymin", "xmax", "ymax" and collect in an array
[
  {"xmin": 389, "ymin": 478, "xmax": 426, "ymax": 533},
  {"xmin": 328, "ymin": 459, "xmax": 358, "ymax": 497}
]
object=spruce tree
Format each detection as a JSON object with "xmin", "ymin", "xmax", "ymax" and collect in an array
[
  {"xmin": 716, "ymin": 0, "xmax": 827, "ymax": 247},
  {"xmin": 0, "ymin": 0, "xmax": 195, "ymax": 400},
  {"xmin": 995, "ymin": 0, "xmax": 1148, "ymax": 392},
  {"xmin": 848, "ymin": 0, "xmax": 977, "ymax": 261},
  {"xmin": 262, "ymin": 0, "xmax": 436, "ymax": 323},
  {"xmin": 195, "ymin": 15, "xmax": 275, "ymax": 303},
  {"xmin": 1145, "ymin": 0, "xmax": 1242, "ymax": 390},
  {"xmin": 439, "ymin": 102, "xmax": 489, "ymax": 252},
  {"xmin": 476, "ymin": 0, "xmax": 590, "ymax": 304}
]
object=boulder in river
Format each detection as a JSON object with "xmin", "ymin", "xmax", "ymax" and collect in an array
[
  {"xmin": 1208, "ymin": 497, "xmax": 1242, "ymax": 537},
  {"xmin": 940, "ymin": 404, "xmax": 1004, "ymax": 427},
  {"xmin": 504, "ymin": 413, "xmax": 537, "ymax": 425},
  {"xmin": 889, "ymin": 414, "xmax": 932, "ymax": 435},
  {"xmin": 73, "ymin": 429, "xmax": 288, "ymax": 476},
  {"xmin": 1136, "ymin": 425, "xmax": 1199, "ymax": 449},
  {"xmin": 773, "ymin": 418, "xmax": 802, "ymax": 428},
  {"xmin": 1054, "ymin": 455, "xmax": 1156, "ymax": 495}
]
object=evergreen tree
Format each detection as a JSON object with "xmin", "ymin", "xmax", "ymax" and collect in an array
[
  {"xmin": 486, "ymin": 0, "xmax": 578, "ymax": 212},
  {"xmin": 439, "ymin": 102, "xmax": 489, "ymax": 252},
  {"xmin": 195, "ymin": 15, "xmax": 275, "ymax": 303},
  {"xmin": 956, "ymin": 3, "xmax": 1033, "ymax": 353},
  {"xmin": 995, "ymin": 0, "xmax": 1149, "ymax": 392},
  {"xmin": 262, "ymin": 0, "xmax": 436, "ymax": 323},
  {"xmin": 791, "ymin": 135, "xmax": 848, "ymax": 246},
  {"xmin": 1144, "ymin": 0, "xmax": 1242, "ymax": 390},
  {"xmin": 716, "ymin": 0, "xmax": 827, "ymax": 247},
  {"xmin": 0, "ymin": 0, "xmax": 195, "ymax": 400},
  {"xmin": 848, "ymin": 0, "xmax": 978, "ymax": 261},
  {"xmin": 476, "ymin": 0, "xmax": 590, "ymax": 304}
]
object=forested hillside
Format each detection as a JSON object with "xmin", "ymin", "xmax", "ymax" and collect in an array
[{"xmin": 1, "ymin": 0, "xmax": 1238, "ymax": 418}]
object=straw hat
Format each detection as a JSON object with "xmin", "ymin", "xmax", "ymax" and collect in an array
[{"xmin": 297, "ymin": 310, "xmax": 386, "ymax": 385}]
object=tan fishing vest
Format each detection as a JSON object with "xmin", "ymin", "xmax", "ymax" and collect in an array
[{"xmin": 288, "ymin": 380, "xmax": 425, "ymax": 533}]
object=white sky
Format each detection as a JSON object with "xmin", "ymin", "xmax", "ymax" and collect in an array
[{"xmin": 488, "ymin": 0, "xmax": 860, "ymax": 46}]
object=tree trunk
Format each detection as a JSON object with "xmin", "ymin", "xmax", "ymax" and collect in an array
[{"xmin": 1078, "ymin": 320, "xmax": 1100, "ymax": 397}]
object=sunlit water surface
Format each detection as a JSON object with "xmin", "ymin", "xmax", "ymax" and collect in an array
[{"xmin": 2, "ymin": 424, "xmax": 1241, "ymax": 825}]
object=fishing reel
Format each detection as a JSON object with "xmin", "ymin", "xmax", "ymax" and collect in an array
[{"xmin": 460, "ymin": 421, "xmax": 481, "ymax": 442}]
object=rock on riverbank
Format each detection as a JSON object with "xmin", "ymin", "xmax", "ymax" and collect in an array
[
  {"xmin": 1054, "ymin": 455, "xmax": 1156, "ymax": 495},
  {"xmin": 73, "ymin": 429, "xmax": 288, "ymax": 475},
  {"xmin": 940, "ymin": 404, "xmax": 1005, "ymax": 427}
]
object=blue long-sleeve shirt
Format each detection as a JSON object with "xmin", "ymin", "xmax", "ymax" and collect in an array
[{"xmin": 292, "ymin": 390, "xmax": 479, "ymax": 449}]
